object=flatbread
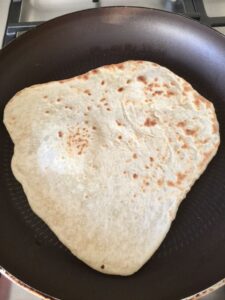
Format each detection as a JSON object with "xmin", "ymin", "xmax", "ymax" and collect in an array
[{"xmin": 4, "ymin": 60, "xmax": 220, "ymax": 275}]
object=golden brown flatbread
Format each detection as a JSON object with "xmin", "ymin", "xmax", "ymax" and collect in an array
[{"xmin": 4, "ymin": 61, "xmax": 220, "ymax": 275}]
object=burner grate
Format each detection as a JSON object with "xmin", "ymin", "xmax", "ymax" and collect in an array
[{"xmin": 3, "ymin": 0, "xmax": 225, "ymax": 47}]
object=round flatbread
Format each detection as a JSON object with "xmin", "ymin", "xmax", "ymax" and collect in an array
[{"xmin": 4, "ymin": 61, "xmax": 220, "ymax": 275}]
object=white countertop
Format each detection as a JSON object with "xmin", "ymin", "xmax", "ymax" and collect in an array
[{"xmin": 0, "ymin": 0, "xmax": 10, "ymax": 48}]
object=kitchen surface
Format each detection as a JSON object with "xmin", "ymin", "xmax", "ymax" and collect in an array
[{"xmin": 0, "ymin": 1, "xmax": 225, "ymax": 299}]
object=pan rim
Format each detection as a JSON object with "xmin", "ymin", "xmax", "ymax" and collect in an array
[
  {"xmin": 1, "ymin": 267, "xmax": 224, "ymax": 300},
  {"xmin": 1, "ymin": 6, "xmax": 225, "ymax": 56}
]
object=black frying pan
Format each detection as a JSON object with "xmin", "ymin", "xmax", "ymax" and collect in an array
[{"xmin": 0, "ymin": 7, "xmax": 225, "ymax": 300}]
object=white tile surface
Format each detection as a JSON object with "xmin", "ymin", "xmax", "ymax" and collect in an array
[
  {"xmin": 0, "ymin": 0, "xmax": 10, "ymax": 48},
  {"xmin": 20, "ymin": 0, "xmax": 96, "ymax": 21},
  {"xmin": 215, "ymin": 27, "xmax": 225, "ymax": 35},
  {"xmin": 204, "ymin": 0, "xmax": 225, "ymax": 17},
  {"xmin": 9, "ymin": 284, "xmax": 40, "ymax": 300}
]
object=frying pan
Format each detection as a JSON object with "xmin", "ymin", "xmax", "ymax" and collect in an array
[{"xmin": 0, "ymin": 7, "xmax": 225, "ymax": 300}]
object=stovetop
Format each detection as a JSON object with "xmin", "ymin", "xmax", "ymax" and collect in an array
[{"xmin": 2, "ymin": 0, "xmax": 225, "ymax": 48}]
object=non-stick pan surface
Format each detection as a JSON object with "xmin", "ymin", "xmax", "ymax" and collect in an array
[{"xmin": 0, "ymin": 7, "xmax": 225, "ymax": 300}]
